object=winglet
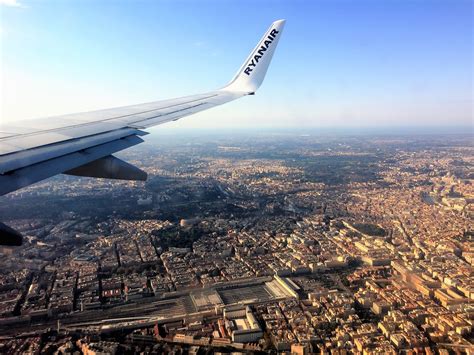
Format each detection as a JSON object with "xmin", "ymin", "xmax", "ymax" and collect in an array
[{"xmin": 224, "ymin": 19, "xmax": 285, "ymax": 94}]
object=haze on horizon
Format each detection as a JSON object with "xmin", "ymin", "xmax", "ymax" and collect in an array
[{"xmin": 1, "ymin": 0, "xmax": 472, "ymax": 129}]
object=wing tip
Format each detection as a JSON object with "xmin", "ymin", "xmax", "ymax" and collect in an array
[{"xmin": 223, "ymin": 19, "xmax": 285, "ymax": 93}]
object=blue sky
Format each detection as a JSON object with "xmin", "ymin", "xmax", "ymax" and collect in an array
[{"xmin": 1, "ymin": 0, "xmax": 472, "ymax": 129}]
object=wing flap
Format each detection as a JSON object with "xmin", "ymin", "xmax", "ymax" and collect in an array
[
  {"xmin": 0, "ymin": 135, "xmax": 144, "ymax": 196},
  {"xmin": 0, "ymin": 128, "xmax": 146, "ymax": 174}
]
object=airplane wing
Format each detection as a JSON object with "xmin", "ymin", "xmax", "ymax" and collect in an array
[{"xmin": 0, "ymin": 19, "xmax": 285, "ymax": 198}]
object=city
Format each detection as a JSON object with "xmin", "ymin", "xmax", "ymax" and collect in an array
[{"xmin": 0, "ymin": 130, "xmax": 472, "ymax": 354}]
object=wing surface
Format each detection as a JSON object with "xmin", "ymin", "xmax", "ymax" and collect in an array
[{"xmin": 0, "ymin": 19, "xmax": 285, "ymax": 196}]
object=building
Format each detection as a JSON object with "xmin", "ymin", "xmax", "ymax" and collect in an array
[{"xmin": 223, "ymin": 305, "xmax": 263, "ymax": 343}]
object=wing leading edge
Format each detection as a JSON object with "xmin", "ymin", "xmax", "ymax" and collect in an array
[{"xmin": 0, "ymin": 19, "xmax": 285, "ymax": 197}]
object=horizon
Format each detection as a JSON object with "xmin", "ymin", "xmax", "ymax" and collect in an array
[{"xmin": 146, "ymin": 125, "xmax": 474, "ymax": 139}]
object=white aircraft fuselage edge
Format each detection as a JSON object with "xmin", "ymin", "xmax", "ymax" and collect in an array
[{"xmin": 0, "ymin": 19, "xmax": 286, "ymax": 245}]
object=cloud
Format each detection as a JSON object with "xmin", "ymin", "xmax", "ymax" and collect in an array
[
  {"xmin": 193, "ymin": 41, "xmax": 206, "ymax": 48},
  {"xmin": 0, "ymin": 0, "xmax": 25, "ymax": 8}
]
